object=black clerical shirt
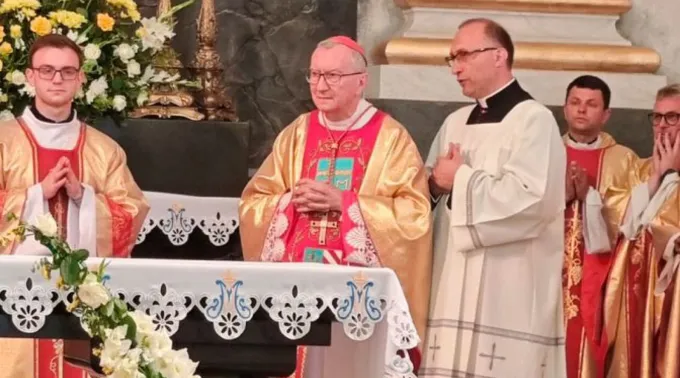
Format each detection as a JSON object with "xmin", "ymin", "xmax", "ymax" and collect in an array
[{"xmin": 437, "ymin": 80, "xmax": 534, "ymax": 209}]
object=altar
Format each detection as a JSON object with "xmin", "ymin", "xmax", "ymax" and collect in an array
[{"xmin": 0, "ymin": 256, "xmax": 420, "ymax": 378}]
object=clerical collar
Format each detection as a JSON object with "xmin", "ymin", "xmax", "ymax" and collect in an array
[
  {"xmin": 477, "ymin": 78, "xmax": 516, "ymax": 109},
  {"xmin": 318, "ymin": 99, "xmax": 376, "ymax": 131},
  {"xmin": 567, "ymin": 133, "xmax": 601, "ymax": 150},
  {"xmin": 29, "ymin": 103, "xmax": 76, "ymax": 124},
  {"xmin": 466, "ymin": 79, "xmax": 533, "ymax": 125}
]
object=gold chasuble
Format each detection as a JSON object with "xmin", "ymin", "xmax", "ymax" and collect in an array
[
  {"xmin": 602, "ymin": 158, "xmax": 680, "ymax": 378},
  {"xmin": 0, "ymin": 114, "xmax": 149, "ymax": 378},
  {"xmin": 239, "ymin": 111, "xmax": 433, "ymax": 348},
  {"xmin": 562, "ymin": 133, "xmax": 638, "ymax": 378}
]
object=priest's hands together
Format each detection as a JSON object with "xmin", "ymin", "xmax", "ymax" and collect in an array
[
  {"xmin": 430, "ymin": 142, "xmax": 463, "ymax": 195},
  {"xmin": 41, "ymin": 157, "xmax": 83, "ymax": 201},
  {"xmin": 292, "ymin": 178, "xmax": 342, "ymax": 213},
  {"xmin": 566, "ymin": 161, "xmax": 589, "ymax": 203}
]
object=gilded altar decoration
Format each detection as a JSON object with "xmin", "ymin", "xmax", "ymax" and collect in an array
[
  {"xmin": 0, "ymin": 213, "xmax": 202, "ymax": 378},
  {"xmin": 0, "ymin": 0, "xmax": 196, "ymax": 124},
  {"xmin": 129, "ymin": 0, "xmax": 205, "ymax": 121},
  {"xmin": 189, "ymin": 0, "xmax": 237, "ymax": 121}
]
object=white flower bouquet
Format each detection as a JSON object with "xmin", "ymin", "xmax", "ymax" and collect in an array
[
  {"xmin": 0, "ymin": 0, "xmax": 196, "ymax": 123},
  {"xmin": 1, "ymin": 213, "xmax": 201, "ymax": 378}
]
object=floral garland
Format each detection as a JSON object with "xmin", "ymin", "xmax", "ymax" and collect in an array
[
  {"xmin": 0, "ymin": 213, "xmax": 201, "ymax": 378},
  {"xmin": 0, "ymin": 0, "xmax": 198, "ymax": 124}
]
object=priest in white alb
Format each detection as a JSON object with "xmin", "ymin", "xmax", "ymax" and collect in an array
[
  {"xmin": 0, "ymin": 34, "xmax": 149, "ymax": 378},
  {"xmin": 420, "ymin": 18, "xmax": 567, "ymax": 377}
]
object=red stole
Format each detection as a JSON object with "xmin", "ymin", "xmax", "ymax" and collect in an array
[
  {"xmin": 280, "ymin": 109, "xmax": 383, "ymax": 265},
  {"xmin": 17, "ymin": 117, "xmax": 89, "ymax": 378},
  {"xmin": 563, "ymin": 146, "xmax": 612, "ymax": 378}
]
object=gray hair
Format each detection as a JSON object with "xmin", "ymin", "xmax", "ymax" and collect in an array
[
  {"xmin": 656, "ymin": 83, "xmax": 680, "ymax": 101},
  {"xmin": 316, "ymin": 39, "xmax": 367, "ymax": 71}
]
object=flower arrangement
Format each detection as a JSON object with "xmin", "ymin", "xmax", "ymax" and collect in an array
[
  {"xmin": 0, "ymin": 213, "xmax": 201, "ymax": 378},
  {"xmin": 0, "ymin": 0, "xmax": 197, "ymax": 124}
]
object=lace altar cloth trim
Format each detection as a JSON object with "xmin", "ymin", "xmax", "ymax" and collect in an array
[
  {"xmin": 0, "ymin": 256, "xmax": 419, "ymax": 378},
  {"xmin": 138, "ymin": 191, "xmax": 239, "ymax": 246}
]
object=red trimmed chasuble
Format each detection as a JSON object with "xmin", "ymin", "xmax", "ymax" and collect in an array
[
  {"xmin": 17, "ymin": 120, "xmax": 90, "ymax": 378},
  {"xmin": 563, "ymin": 146, "xmax": 612, "ymax": 378},
  {"xmin": 278, "ymin": 109, "xmax": 383, "ymax": 266}
]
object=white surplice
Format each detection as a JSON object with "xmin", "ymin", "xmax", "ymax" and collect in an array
[
  {"xmin": 421, "ymin": 101, "xmax": 567, "ymax": 378},
  {"xmin": 13, "ymin": 108, "xmax": 98, "ymax": 256}
]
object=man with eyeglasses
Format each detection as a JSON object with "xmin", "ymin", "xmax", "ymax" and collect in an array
[
  {"xmin": 558, "ymin": 75, "xmax": 640, "ymax": 378},
  {"xmin": 421, "ymin": 18, "xmax": 567, "ymax": 377},
  {"xmin": 239, "ymin": 36, "xmax": 432, "ymax": 377},
  {"xmin": 0, "ymin": 34, "xmax": 148, "ymax": 377},
  {"xmin": 600, "ymin": 83, "xmax": 680, "ymax": 377}
]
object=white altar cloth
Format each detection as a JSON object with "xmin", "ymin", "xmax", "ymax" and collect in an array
[
  {"xmin": 138, "ymin": 191, "xmax": 240, "ymax": 246},
  {"xmin": 0, "ymin": 255, "xmax": 419, "ymax": 378}
]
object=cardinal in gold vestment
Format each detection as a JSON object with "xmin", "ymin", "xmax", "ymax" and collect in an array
[{"xmin": 240, "ymin": 35, "xmax": 432, "ymax": 378}]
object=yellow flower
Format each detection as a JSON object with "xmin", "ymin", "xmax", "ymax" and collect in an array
[
  {"xmin": 40, "ymin": 265, "xmax": 51, "ymax": 280},
  {"xmin": 135, "ymin": 27, "xmax": 146, "ymax": 38},
  {"xmin": 56, "ymin": 276, "xmax": 65, "ymax": 290},
  {"xmin": 0, "ymin": 42, "xmax": 13, "ymax": 56},
  {"xmin": 21, "ymin": 8, "xmax": 35, "ymax": 18},
  {"xmin": 96, "ymin": 13, "xmax": 115, "ymax": 32},
  {"xmin": 10, "ymin": 25, "xmax": 21, "ymax": 39},
  {"xmin": 127, "ymin": 9, "xmax": 141, "ymax": 22},
  {"xmin": 0, "ymin": 26, "xmax": 5, "ymax": 40},
  {"xmin": 49, "ymin": 10, "xmax": 87, "ymax": 29},
  {"xmin": 30, "ymin": 16, "xmax": 52, "ymax": 36}
]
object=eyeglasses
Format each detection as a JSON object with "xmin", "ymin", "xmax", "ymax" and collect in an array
[
  {"xmin": 445, "ymin": 47, "xmax": 498, "ymax": 66},
  {"xmin": 648, "ymin": 112, "xmax": 680, "ymax": 126},
  {"xmin": 305, "ymin": 70, "xmax": 365, "ymax": 85},
  {"xmin": 30, "ymin": 65, "xmax": 80, "ymax": 81}
]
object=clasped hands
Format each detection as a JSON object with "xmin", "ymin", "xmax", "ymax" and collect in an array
[
  {"xmin": 430, "ymin": 142, "xmax": 464, "ymax": 196},
  {"xmin": 565, "ymin": 161, "xmax": 589, "ymax": 203},
  {"xmin": 292, "ymin": 178, "xmax": 343, "ymax": 213},
  {"xmin": 41, "ymin": 156, "xmax": 83, "ymax": 201}
]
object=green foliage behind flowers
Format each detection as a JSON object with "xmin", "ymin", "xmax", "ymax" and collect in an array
[{"xmin": 0, "ymin": 0, "xmax": 196, "ymax": 125}]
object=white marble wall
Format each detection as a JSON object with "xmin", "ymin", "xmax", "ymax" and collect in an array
[
  {"xmin": 618, "ymin": 0, "xmax": 680, "ymax": 83},
  {"xmin": 358, "ymin": 0, "xmax": 675, "ymax": 109}
]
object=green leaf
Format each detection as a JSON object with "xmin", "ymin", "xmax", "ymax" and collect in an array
[
  {"xmin": 60, "ymin": 255, "xmax": 81, "ymax": 286},
  {"xmin": 102, "ymin": 300, "xmax": 114, "ymax": 318},
  {"xmin": 121, "ymin": 315, "xmax": 137, "ymax": 341},
  {"xmin": 71, "ymin": 249, "xmax": 89, "ymax": 261},
  {"xmin": 111, "ymin": 77, "xmax": 125, "ymax": 91}
]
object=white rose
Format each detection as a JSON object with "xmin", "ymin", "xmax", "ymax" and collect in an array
[
  {"xmin": 110, "ymin": 348, "xmax": 143, "ymax": 378},
  {"xmin": 112, "ymin": 95, "xmax": 127, "ymax": 111},
  {"xmin": 10, "ymin": 71, "xmax": 26, "ymax": 86},
  {"xmin": 126, "ymin": 60, "xmax": 141, "ymax": 77},
  {"xmin": 136, "ymin": 91, "xmax": 149, "ymax": 107},
  {"xmin": 85, "ymin": 76, "xmax": 108, "ymax": 104},
  {"xmin": 100, "ymin": 325, "xmax": 132, "ymax": 370},
  {"xmin": 0, "ymin": 110, "xmax": 14, "ymax": 121},
  {"xmin": 83, "ymin": 44, "xmax": 101, "ymax": 61},
  {"xmin": 154, "ymin": 348, "xmax": 199, "ymax": 378},
  {"xmin": 34, "ymin": 213, "xmax": 58, "ymax": 237},
  {"xmin": 77, "ymin": 273, "xmax": 110, "ymax": 309},
  {"xmin": 115, "ymin": 43, "xmax": 136, "ymax": 63}
]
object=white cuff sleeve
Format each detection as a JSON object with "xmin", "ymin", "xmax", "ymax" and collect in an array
[
  {"xmin": 14, "ymin": 184, "xmax": 50, "ymax": 255},
  {"xmin": 66, "ymin": 184, "xmax": 97, "ymax": 255},
  {"xmin": 582, "ymin": 187, "xmax": 611, "ymax": 254},
  {"xmin": 655, "ymin": 233, "xmax": 680, "ymax": 296}
]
